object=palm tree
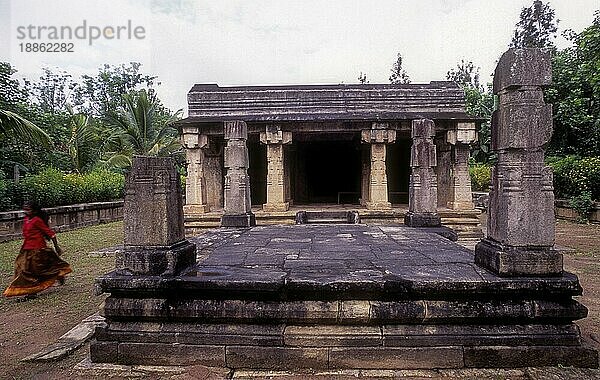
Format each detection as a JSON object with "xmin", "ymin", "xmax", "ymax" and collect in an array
[
  {"xmin": 0, "ymin": 109, "xmax": 51, "ymax": 149},
  {"xmin": 103, "ymin": 90, "xmax": 182, "ymax": 168},
  {"xmin": 66, "ymin": 106, "xmax": 98, "ymax": 173}
]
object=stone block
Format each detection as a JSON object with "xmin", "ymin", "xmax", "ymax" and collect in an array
[
  {"xmin": 226, "ymin": 346, "xmax": 328, "ymax": 370},
  {"xmin": 221, "ymin": 213, "xmax": 256, "ymax": 228},
  {"xmin": 328, "ymin": 347, "xmax": 463, "ymax": 369},
  {"xmin": 493, "ymin": 48, "xmax": 552, "ymax": 93},
  {"xmin": 369, "ymin": 301, "xmax": 426, "ymax": 323},
  {"xmin": 475, "ymin": 239, "xmax": 563, "ymax": 276},
  {"xmin": 284, "ymin": 325, "xmax": 382, "ymax": 347},
  {"xmin": 404, "ymin": 212, "xmax": 441, "ymax": 228},
  {"xmin": 89, "ymin": 340, "xmax": 118, "ymax": 363},
  {"xmin": 224, "ymin": 120, "xmax": 248, "ymax": 140},
  {"xmin": 118, "ymin": 342, "xmax": 226, "ymax": 366},
  {"xmin": 116, "ymin": 240, "xmax": 196, "ymax": 276},
  {"xmin": 464, "ymin": 345, "xmax": 598, "ymax": 368},
  {"xmin": 491, "ymin": 104, "xmax": 552, "ymax": 150}
]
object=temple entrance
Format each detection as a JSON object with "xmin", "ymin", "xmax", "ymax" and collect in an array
[{"xmin": 294, "ymin": 136, "xmax": 361, "ymax": 204}]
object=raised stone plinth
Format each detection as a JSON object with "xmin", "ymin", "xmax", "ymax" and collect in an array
[{"xmin": 93, "ymin": 224, "xmax": 597, "ymax": 369}]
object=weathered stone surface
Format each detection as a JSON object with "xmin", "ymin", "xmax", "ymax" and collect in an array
[
  {"xmin": 476, "ymin": 48, "xmax": 558, "ymax": 276},
  {"xmin": 119, "ymin": 156, "xmax": 196, "ymax": 276},
  {"xmin": 181, "ymin": 129, "xmax": 210, "ymax": 213},
  {"xmin": 118, "ymin": 342, "xmax": 226, "ymax": 366},
  {"xmin": 261, "ymin": 126, "xmax": 292, "ymax": 212},
  {"xmin": 328, "ymin": 347, "xmax": 463, "ymax": 369},
  {"xmin": 226, "ymin": 346, "xmax": 328, "ymax": 369},
  {"xmin": 493, "ymin": 49, "xmax": 552, "ymax": 92},
  {"xmin": 405, "ymin": 119, "xmax": 441, "ymax": 227},
  {"xmin": 222, "ymin": 120, "xmax": 255, "ymax": 227},
  {"xmin": 362, "ymin": 125, "xmax": 394, "ymax": 210},
  {"xmin": 90, "ymin": 340, "xmax": 118, "ymax": 363},
  {"xmin": 284, "ymin": 325, "xmax": 381, "ymax": 347},
  {"xmin": 464, "ymin": 345, "xmax": 598, "ymax": 368}
]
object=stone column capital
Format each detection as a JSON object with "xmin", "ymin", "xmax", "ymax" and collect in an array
[
  {"xmin": 446, "ymin": 122, "xmax": 477, "ymax": 145},
  {"xmin": 181, "ymin": 132, "xmax": 208, "ymax": 150},
  {"xmin": 361, "ymin": 129, "xmax": 396, "ymax": 144},
  {"xmin": 260, "ymin": 125, "xmax": 292, "ymax": 145}
]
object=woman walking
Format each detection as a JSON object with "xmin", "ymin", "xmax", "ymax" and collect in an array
[{"xmin": 3, "ymin": 202, "xmax": 72, "ymax": 298}]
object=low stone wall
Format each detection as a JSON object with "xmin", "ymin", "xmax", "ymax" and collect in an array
[
  {"xmin": 555, "ymin": 199, "xmax": 600, "ymax": 223},
  {"xmin": 472, "ymin": 192, "xmax": 600, "ymax": 223},
  {"xmin": 0, "ymin": 201, "xmax": 124, "ymax": 242}
]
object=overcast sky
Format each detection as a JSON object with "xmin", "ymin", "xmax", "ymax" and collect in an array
[{"xmin": 0, "ymin": 0, "xmax": 598, "ymax": 114}]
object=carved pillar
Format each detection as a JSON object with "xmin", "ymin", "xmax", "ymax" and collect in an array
[
  {"xmin": 181, "ymin": 127, "xmax": 209, "ymax": 213},
  {"xmin": 361, "ymin": 123, "xmax": 395, "ymax": 210},
  {"xmin": 447, "ymin": 122, "xmax": 477, "ymax": 210},
  {"xmin": 475, "ymin": 48, "xmax": 560, "ymax": 276},
  {"xmin": 405, "ymin": 119, "xmax": 441, "ymax": 227},
  {"xmin": 260, "ymin": 125, "xmax": 292, "ymax": 212},
  {"xmin": 360, "ymin": 146, "xmax": 370, "ymax": 206},
  {"xmin": 221, "ymin": 120, "xmax": 256, "ymax": 227}
]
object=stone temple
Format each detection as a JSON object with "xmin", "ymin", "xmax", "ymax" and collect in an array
[{"xmin": 90, "ymin": 49, "xmax": 598, "ymax": 371}]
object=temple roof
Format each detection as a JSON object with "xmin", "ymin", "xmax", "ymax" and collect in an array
[{"xmin": 179, "ymin": 82, "xmax": 478, "ymax": 124}]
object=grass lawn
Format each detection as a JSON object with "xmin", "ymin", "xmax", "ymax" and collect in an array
[{"xmin": 0, "ymin": 221, "xmax": 123, "ymax": 379}]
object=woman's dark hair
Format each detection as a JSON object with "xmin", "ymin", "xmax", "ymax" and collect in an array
[{"xmin": 24, "ymin": 201, "xmax": 50, "ymax": 226}]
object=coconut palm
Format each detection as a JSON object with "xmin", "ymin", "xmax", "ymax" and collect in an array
[
  {"xmin": 66, "ymin": 106, "xmax": 98, "ymax": 173},
  {"xmin": 0, "ymin": 108, "xmax": 51, "ymax": 149},
  {"xmin": 103, "ymin": 90, "xmax": 182, "ymax": 168}
]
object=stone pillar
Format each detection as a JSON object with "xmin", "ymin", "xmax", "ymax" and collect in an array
[
  {"xmin": 260, "ymin": 125, "xmax": 292, "ymax": 212},
  {"xmin": 116, "ymin": 156, "xmax": 196, "ymax": 276},
  {"xmin": 204, "ymin": 139, "xmax": 224, "ymax": 209},
  {"xmin": 447, "ymin": 122, "xmax": 477, "ymax": 210},
  {"xmin": 361, "ymin": 123, "xmax": 395, "ymax": 210},
  {"xmin": 360, "ymin": 147, "xmax": 370, "ymax": 206},
  {"xmin": 475, "ymin": 48, "xmax": 560, "ymax": 276},
  {"xmin": 405, "ymin": 119, "xmax": 441, "ymax": 227},
  {"xmin": 221, "ymin": 120, "xmax": 256, "ymax": 227},
  {"xmin": 181, "ymin": 127, "xmax": 210, "ymax": 213}
]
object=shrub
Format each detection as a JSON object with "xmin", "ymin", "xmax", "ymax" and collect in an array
[
  {"xmin": 469, "ymin": 164, "xmax": 492, "ymax": 192},
  {"xmin": 0, "ymin": 171, "xmax": 17, "ymax": 212},
  {"xmin": 547, "ymin": 156, "xmax": 600, "ymax": 200},
  {"xmin": 569, "ymin": 191, "xmax": 594, "ymax": 223}
]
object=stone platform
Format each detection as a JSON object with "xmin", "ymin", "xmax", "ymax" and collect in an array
[{"xmin": 92, "ymin": 225, "xmax": 598, "ymax": 370}]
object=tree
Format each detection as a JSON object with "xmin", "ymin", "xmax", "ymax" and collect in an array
[
  {"xmin": 66, "ymin": 107, "xmax": 99, "ymax": 173},
  {"xmin": 389, "ymin": 53, "xmax": 410, "ymax": 84},
  {"xmin": 447, "ymin": 60, "xmax": 494, "ymax": 163},
  {"xmin": 103, "ymin": 90, "xmax": 182, "ymax": 168},
  {"xmin": 0, "ymin": 109, "xmax": 51, "ymax": 149},
  {"xmin": 545, "ymin": 10, "xmax": 600, "ymax": 157},
  {"xmin": 510, "ymin": 0, "xmax": 558, "ymax": 49},
  {"xmin": 358, "ymin": 72, "xmax": 369, "ymax": 84}
]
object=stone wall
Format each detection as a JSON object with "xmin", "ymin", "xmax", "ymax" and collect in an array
[{"xmin": 0, "ymin": 201, "xmax": 123, "ymax": 242}]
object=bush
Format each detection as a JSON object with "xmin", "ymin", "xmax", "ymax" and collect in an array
[
  {"xmin": 0, "ymin": 171, "xmax": 18, "ymax": 212},
  {"xmin": 4, "ymin": 168, "xmax": 125, "ymax": 209},
  {"xmin": 469, "ymin": 164, "xmax": 492, "ymax": 192},
  {"xmin": 569, "ymin": 191, "xmax": 594, "ymax": 223},
  {"xmin": 547, "ymin": 156, "xmax": 600, "ymax": 201}
]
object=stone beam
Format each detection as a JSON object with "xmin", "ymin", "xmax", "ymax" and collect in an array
[
  {"xmin": 260, "ymin": 126, "xmax": 292, "ymax": 212},
  {"xmin": 475, "ymin": 48, "xmax": 560, "ymax": 276},
  {"xmin": 221, "ymin": 121, "xmax": 256, "ymax": 227}
]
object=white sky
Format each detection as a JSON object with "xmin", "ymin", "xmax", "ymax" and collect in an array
[{"xmin": 0, "ymin": 0, "xmax": 598, "ymax": 114}]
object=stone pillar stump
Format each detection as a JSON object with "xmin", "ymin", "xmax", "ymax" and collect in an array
[
  {"xmin": 361, "ymin": 123, "xmax": 395, "ymax": 210},
  {"xmin": 405, "ymin": 119, "xmax": 441, "ymax": 227},
  {"xmin": 475, "ymin": 48, "xmax": 561, "ymax": 276},
  {"xmin": 221, "ymin": 120, "xmax": 256, "ymax": 227},
  {"xmin": 116, "ymin": 156, "xmax": 196, "ymax": 276},
  {"xmin": 260, "ymin": 125, "xmax": 292, "ymax": 212}
]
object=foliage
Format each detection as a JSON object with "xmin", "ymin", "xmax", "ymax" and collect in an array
[
  {"xmin": 510, "ymin": 0, "xmax": 558, "ymax": 49},
  {"xmin": 469, "ymin": 163, "xmax": 492, "ymax": 192},
  {"xmin": 547, "ymin": 156, "xmax": 600, "ymax": 201},
  {"xmin": 569, "ymin": 191, "xmax": 594, "ymax": 223},
  {"xmin": 545, "ymin": 10, "xmax": 600, "ymax": 157},
  {"xmin": 389, "ymin": 52, "xmax": 410, "ymax": 84},
  {"xmin": 1, "ymin": 167, "xmax": 125, "ymax": 209},
  {"xmin": 103, "ymin": 89, "xmax": 182, "ymax": 168},
  {"xmin": 66, "ymin": 108, "xmax": 99, "ymax": 173},
  {"xmin": 446, "ymin": 60, "xmax": 481, "ymax": 90},
  {"xmin": 0, "ymin": 109, "xmax": 52, "ymax": 149}
]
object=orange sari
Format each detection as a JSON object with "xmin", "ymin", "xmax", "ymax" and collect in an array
[{"xmin": 3, "ymin": 248, "xmax": 72, "ymax": 297}]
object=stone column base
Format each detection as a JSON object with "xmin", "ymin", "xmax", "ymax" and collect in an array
[
  {"xmin": 115, "ymin": 240, "xmax": 197, "ymax": 276},
  {"xmin": 366, "ymin": 201, "xmax": 391, "ymax": 210},
  {"xmin": 475, "ymin": 238, "xmax": 563, "ymax": 276},
  {"xmin": 447, "ymin": 201, "xmax": 474, "ymax": 210},
  {"xmin": 404, "ymin": 212, "xmax": 441, "ymax": 227},
  {"xmin": 262, "ymin": 202, "xmax": 290, "ymax": 212},
  {"xmin": 184, "ymin": 204, "xmax": 210, "ymax": 214},
  {"xmin": 221, "ymin": 213, "xmax": 256, "ymax": 228}
]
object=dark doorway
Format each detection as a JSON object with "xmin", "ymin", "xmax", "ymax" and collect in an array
[
  {"xmin": 247, "ymin": 138, "xmax": 266, "ymax": 206},
  {"xmin": 295, "ymin": 139, "xmax": 361, "ymax": 204},
  {"xmin": 387, "ymin": 138, "xmax": 411, "ymax": 204}
]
